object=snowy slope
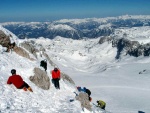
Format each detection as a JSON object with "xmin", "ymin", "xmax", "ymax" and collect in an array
[
  {"xmin": 1, "ymin": 23, "xmax": 150, "ymax": 113},
  {"xmin": 0, "ymin": 27, "xmax": 107, "ymax": 113},
  {"xmin": 31, "ymin": 34, "xmax": 150, "ymax": 113}
]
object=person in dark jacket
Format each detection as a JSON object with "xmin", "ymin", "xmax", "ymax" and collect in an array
[
  {"xmin": 51, "ymin": 67, "xmax": 61, "ymax": 89},
  {"xmin": 83, "ymin": 87, "xmax": 91, "ymax": 96},
  {"xmin": 40, "ymin": 59, "xmax": 47, "ymax": 71},
  {"xmin": 7, "ymin": 69, "xmax": 33, "ymax": 92},
  {"xmin": 77, "ymin": 86, "xmax": 92, "ymax": 102}
]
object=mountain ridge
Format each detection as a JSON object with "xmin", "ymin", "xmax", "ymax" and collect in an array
[{"xmin": 1, "ymin": 15, "xmax": 150, "ymax": 39}]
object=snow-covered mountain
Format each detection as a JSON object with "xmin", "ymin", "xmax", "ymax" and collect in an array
[
  {"xmin": 29, "ymin": 32, "xmax": 150, "ymax": 113},
  {"xmin": 1, "ymin": 15, "xmax": 150, "ymax": 113},
  {"xmin": 0, "ymin": 26, "xmax": 108, "ymax": 113},
  {"xmin": 1, "ymin": 15, "xmax": 150, "ymax": 39},
  {"xmin": 33, "ymin": 36, "xmax": 150, "ymax": 113}
]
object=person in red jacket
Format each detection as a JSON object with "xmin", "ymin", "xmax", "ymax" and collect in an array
[
  {"xmin": 51, "ymin": 67, "xmax": 61, "ymax": 89},
  {"xmin": 7, "ymin": 69, "xmax": 33, "ymax": 92}
]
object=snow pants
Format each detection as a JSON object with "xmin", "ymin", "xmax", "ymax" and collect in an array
[
  {"xmin": 52, "ymin": 78, "xmax": 60, "ymax": 89},
  {"xmin": 18, "ymin": 81, "xmax": 30, "ymax": 89}
]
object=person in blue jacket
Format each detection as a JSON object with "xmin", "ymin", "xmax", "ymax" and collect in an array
[{"xmin": 77, "ymin": 86, "xmax": 92, "ymax": 101}]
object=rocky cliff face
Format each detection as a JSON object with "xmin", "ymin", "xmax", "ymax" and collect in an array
[
  {"xmin": 99, "ymin": 36, "xmax": 150, "ymax": 59},
  {"xmin": 0, "ymin": 30, "xmax": 11, "ymax": 47}
]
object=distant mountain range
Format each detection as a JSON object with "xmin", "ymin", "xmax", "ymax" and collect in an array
[{"xmin": 1, "ymin": 15, "xmax": 150, "ymax": 39}]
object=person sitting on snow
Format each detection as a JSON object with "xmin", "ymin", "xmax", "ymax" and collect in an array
[
  {"xmin": 97, "ymin": 100, "xmax": 106, "ymax": 110},
  {"xmin": 7, "ymin": 69, "xmax": 33, "ymax": 92}
]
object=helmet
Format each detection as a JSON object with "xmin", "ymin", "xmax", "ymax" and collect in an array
[
  {"xmin": 54, "ymin": 65, "xmax": 58, "ymax": 70},
  {"xmin": 54, "ymin": 67, "xmax": 58, "ymax": 71},
  {"xmin": 11, "ymin": 69, "xmax": 16, "ymax": 75}
]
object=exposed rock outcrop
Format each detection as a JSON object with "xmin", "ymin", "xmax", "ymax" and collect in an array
[
  {"xmin": 99, "ymin": 36, "xmax": 150, "ymax": 59},
  {"xmin": 75, "ymin": 92, "xmax": 92, "ymax": 111},
  {"xmin": 61, "ymin": 72, "xmax": 75, "ymax": 85},
  {"xmin": 0, "ymin": 30, "xmax": 11, "ymax": 47},
  {"xmin": 112, "ymin": 38, "xmax": 150, "ymax": 58},
  {"xmin": 13, "ymin": 46, "xmax": 35, "ymax": 60},
  {"xmin": 0, "ymin": 30, "xmax": 15, "ymax": 52},
  {"xmin": 43, "ymin": 53, "xmax": 56, "ymax": 66},
  {"xmin": 99, "ymin": 36, "xmax": 112, "ymax": 44},
  {"xmin": 20, "ymin": 41, "xmax": 39, "ymax": 58},
  {"xmin": 29, "ymin": 67, "xmax": 50, "ymax": 90}
]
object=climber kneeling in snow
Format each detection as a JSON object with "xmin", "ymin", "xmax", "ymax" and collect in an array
[
  {"xmin": 7, "ymin": 69, "xmax": 33, "ymax": 92},
  {"xmin": 97, "ymin": 100, "xmax": 106, "ymax": 110},
  {"xmin": 51, "ymin": 67, "xmax": 61, "ymax": 89}
]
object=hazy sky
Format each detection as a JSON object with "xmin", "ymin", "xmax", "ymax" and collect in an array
[{"xmin": 0, "ymin": 0, "xmax": 150, "ymax": 22}]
